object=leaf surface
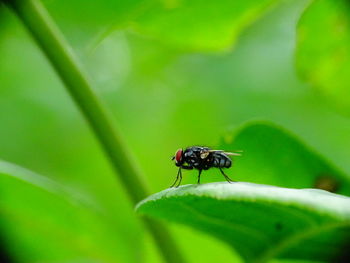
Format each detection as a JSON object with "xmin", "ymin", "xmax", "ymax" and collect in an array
[{"xmin": 137, "ymin": 182, "xmax": 350, "ymax": 262}]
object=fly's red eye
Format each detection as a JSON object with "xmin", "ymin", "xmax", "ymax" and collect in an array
[{"xmin": 175, "ymin": 149, "xmax": 183, "ymax": 163}]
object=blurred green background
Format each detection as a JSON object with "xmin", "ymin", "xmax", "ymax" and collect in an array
[{"xmin": 1, "ymin": 0, "xmax": 350, "ymax": 262}]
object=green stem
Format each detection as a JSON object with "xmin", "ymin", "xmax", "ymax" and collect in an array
[{"xmin": 4, "ymin": 0, "xmax": 185, "ymax": 262}]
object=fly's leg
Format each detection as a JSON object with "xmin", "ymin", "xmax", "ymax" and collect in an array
[
  {"xmin": 176, "ymin": 168, "xmax": 183, "ymax": 188},
  {"xmin": 175, "ymin": 165, "xmax": 193, "ymax": 187},
  {"xmin": 219, "ymin": 167, "xmax": 234, "ymax": 183},
  {"xmin": 197, "ymin": 169, "xmax": 202, "ymax": 184},
  {"xmin": 170, "ymin": 167, "xmax": 181, "ymax": 188},
  {"xmin": 171, "ymin": 165, "xmax": 193, "ymax": 188}
]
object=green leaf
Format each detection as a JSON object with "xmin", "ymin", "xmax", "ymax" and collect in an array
[
  {"xmin": 220, "ymin": 122, "xmax": 350, "ymax": 196},
  {"xmin": 43, "ymin": 0, "xmax": 279, "ymax": 52},
  {"xmin": 129, "ymin": 0, "xmax": 279, "ymax": 51},
  {"xmin": 0, "ymin": 160, "xmax": 136, "ymax": 263},
  {"xmin": 296, "ymin": 0, "xmax": 350, "ymax": 112},
  {"xmin": 137, "ymin": 182, "xmax": 350, "ymax": 262}
]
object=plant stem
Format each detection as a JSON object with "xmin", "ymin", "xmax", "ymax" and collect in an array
[{"xmin": 4, "ymin": 0, "xmax": 185, "ymax": 262}]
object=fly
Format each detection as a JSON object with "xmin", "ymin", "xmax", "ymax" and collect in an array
[{"xmin": 171, "ymin": 146, "xmax": 241, "ymax": 187}]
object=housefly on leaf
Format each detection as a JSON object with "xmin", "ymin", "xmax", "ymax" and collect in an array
[{"xmin": 171, "ymin": 146, "xmax": 241, "ymax": 187}]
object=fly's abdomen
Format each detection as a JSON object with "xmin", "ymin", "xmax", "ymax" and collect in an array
[{"xmin": 213, "ymin": 153, "xmax": 232, "ymax": 168}]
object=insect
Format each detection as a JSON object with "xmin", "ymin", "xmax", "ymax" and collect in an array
[{"xmin": 171, "ymin": 146, "xmax": 241, "ymax": 187}]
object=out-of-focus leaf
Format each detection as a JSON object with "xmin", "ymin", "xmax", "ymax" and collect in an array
[
  {"xmin": 43, "ymin": 0, "xmax": 279, "ymax": 52},
  {"xmin": 43, "ymin": 0, "xmax": 146, "ymax": 30},
  {"xmin": 137, "ymin": 182, "xmax": 350, "ymax": 262},
  {"xmin": 296, "ymin": 0, "xmax": 350, "ymax": 112},
  {"xmin": 129, "ymin": 0, "xmax": 279, "ymax": 51},
  {"xmin": 220, "ymin": 122, "xmax": 350, "ymax": 196},
  {"xmin": 0, "ymin": 160, "xmax": 134, "ymax": 263}
]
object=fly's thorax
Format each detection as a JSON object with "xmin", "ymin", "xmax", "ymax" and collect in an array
[{"xmin": 183, "ymin": 147, "xmax": 209, "ymax": 169}]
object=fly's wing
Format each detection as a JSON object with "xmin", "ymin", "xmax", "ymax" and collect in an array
[
  {"xmin": 224, "ymin": 152, "xmax": 242, "ymax": 156},
  {"xmin": 208, "ymin": 150, "xmax": 242, "ymax": 156}
]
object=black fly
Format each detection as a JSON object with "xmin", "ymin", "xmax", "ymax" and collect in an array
[{"xmin": 171, "ymin": 146, "xmax": 241, "ymax": 187}]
